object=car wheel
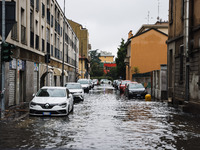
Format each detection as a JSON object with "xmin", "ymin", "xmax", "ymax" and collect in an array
[{"xmin": 128, "ymin": 94, "xmax": 131, "ymax": 99}]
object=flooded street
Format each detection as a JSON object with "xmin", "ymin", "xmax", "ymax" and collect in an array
[{"xmin": 1, "ymin": 84, "xmax": 200, "ymax": 149}]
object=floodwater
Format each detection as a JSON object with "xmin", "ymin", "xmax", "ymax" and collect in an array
[{"xmin": 1, "ymin": 84, "xmax": 200, "ymax": 150}]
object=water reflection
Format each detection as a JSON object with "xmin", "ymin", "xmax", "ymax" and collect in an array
[{"xmin": 0, "ymin": 85, "xmax": 200, "ymax": 149}]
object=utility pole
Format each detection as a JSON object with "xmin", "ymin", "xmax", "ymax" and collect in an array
[
  {"xmin": 1, "ymin": 0, "xmax": 5, "ymax": 118},
  {"xmin": 61, "ymin": 0, "xmax": 65, "ymax": 86}
]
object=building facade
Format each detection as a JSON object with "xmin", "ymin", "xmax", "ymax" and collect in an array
[
  {"xmin": 67, "ymin": 19, "xmax": 91, "ymax": 79},
  {"xmin": 99, "ymin": 51, "xmax": 116, "ymax": 74},
  {"xmin": 0, "ymin": 0, "xmax": 79, "ymax": 108},
  {"xmin": 125, "ymin": 22, "xmax": 168, "ymax": 80},
  {"xmin": 99, "ymin": 51, "xmax": 114, "ymax": 63},
  {"xmin": 167, "ymin": 0, "xmax": 200, "ymax": 113}
]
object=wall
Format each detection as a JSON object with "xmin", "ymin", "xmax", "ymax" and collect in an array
[{"xmin": 130, "ymin": 29, "xmax": 167, "ymax": 76}]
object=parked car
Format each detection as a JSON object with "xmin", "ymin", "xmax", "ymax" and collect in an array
[
  {"xmin": 77, "ymin": 79, "xmax": 91, "ymax": 93},
  {"xmin": 115, "ymin": 80, "xmax": 122, "ymax": 90},
  {"xmin": 92, "ymin": 79, "xmax": 99, "ymax": 85},
  {"xmin": 125, "ymin": 83, "xmax": 147, "ymax": 99},
  {"xmin": 65, "ymin": 82, "xmax": 84, "ymax": 101},
  {"xmin": 100, "ymin": 79, "xmax": 112, "ymax": 84},
  {"xmin": 29, "ymin": 86, "xmax": 74, "ymax": 116},
  {"xmin": 119, "ymin": 80, "xmax": 131, "ymax": 93},
  {"xmin": 89, "ymin": 79, "xmax": 94, "ymax": 89}
]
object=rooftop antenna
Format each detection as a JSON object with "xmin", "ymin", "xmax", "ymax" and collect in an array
[
  {"xmin": 146, "ymin": 11, "xmax": 153, "ymax": 24},
  {"xmin": 157, "ymin": 0, "xmax": 160, "ymax": 21}
]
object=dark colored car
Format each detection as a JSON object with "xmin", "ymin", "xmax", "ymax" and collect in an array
[{"xmin": 125, "ymin": 83, "xmax": 147, "ymax": 99}]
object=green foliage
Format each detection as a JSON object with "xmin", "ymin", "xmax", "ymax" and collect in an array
[
  {"xmin": 106, "ymin": 67, "xmax": 117, "ymax": 80},
  {"xmin": 89, "ymin": 50, "xmax": 104, "ymax": 77},
  {"xmin": 133, "ymin": 66, "xmax": 139, "ymax": 74},
  {"xmin": 115, "ymin": 38, "xmax": 127, "ymax": 79},
  {"xmin": 90, "ymin": 62, "xmax": 104, "ymax": 77}
]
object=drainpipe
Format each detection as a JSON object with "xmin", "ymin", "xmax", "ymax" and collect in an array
[{"xmin": 185, "ymin": 0, "xmax": 190, "ymax": 101}]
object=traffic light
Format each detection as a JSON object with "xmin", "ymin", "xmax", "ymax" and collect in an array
[
  {"xmin": 1, "ymin": 42, "xmax": 15, "ymax": 62},
  {"xmin": 45, "ymin": 53, "xmax": 50, "ymax": 63}
]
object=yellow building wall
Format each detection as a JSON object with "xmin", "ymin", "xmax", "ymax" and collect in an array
[
  {"xmin": 130, "ymin": 30, "xmax": 167, "ymax": 76},
  {"xmin": 79, "ymin": 59, "xmax": 86, "ymax": 79},
  {"xmin": 99, "ymin": 56, "xmax": 114, "ymax": 63}
]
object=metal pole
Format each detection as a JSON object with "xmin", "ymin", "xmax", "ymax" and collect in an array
[
  {"xmin": 46, "ymin": 61, "xmax": 48, "ymax": 86},
  {"xmin": 1, "ymin": 0, "xmax": 6, "ymax": 118},
  {"xmin": 61, "ymin": 0, "xmax": 65, "ymax": 86}
]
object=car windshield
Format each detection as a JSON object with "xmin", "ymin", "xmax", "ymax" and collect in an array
[
  {"xmin": 122, "ymin": 80, "xmax": 131, "ymax": 85},
  {"xmin": 129, "ymin": 84, "xmax": 144, "ymax": 89},
  {"xmin": 66, "ymin": 84, "xmax": 82, "ymax": 89},
  {"xmin": 36, "ymin": 89, "xmax": 66, "ymax": 97},
  {"xmin": 78, "ymin": 80, "xmax": 89, "ymax": 84}
]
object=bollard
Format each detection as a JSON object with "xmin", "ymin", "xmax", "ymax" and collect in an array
[{"xmin": 145, "ymin": 94, "xmax": 151, "ymax": 101}]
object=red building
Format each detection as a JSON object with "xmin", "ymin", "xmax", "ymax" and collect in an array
[{"xmin": 103, "ymin": 63, "xmax": 116, "ymax": 74}]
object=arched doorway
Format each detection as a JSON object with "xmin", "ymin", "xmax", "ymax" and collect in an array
[{"xmin": 40, "ymin": 72, "xmax": 48, "ymax": 88}]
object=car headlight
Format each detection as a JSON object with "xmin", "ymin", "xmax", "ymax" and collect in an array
[
  {"xmin": 30, "ymin": 102, "xmax": 37, "ymax": 107},
  {"xmin": 59, "ymin": 103, "xmax": 67, "ymax": 108}
]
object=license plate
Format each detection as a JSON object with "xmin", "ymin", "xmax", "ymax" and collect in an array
[
  {"xmin": 137, "ymin": 94, "xmax": 141, "ymax": 97},
  {"xmin": 43, "ymin": 112, "xmax": 51, "ymax": 116}
]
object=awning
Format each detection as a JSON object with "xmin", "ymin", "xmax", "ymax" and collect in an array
[
  {"xmin": 54, "ymin": 68, "xmax": 62, "ymax": 76},
  {"xmin": 64, "ymin": 70, "xmax": 68, "ymax": 76}
]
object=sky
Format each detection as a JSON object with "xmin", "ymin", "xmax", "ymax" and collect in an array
[{"xmin": 57, "ymin": 0, "xmax": 169, "ymax": 57}]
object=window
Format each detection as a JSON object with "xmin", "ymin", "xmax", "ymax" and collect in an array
[
  {"xmin": 30, "ymin": 0, "xmax": 34, "ymax": 7},
  {"xmin": 42, "ymin": 3, "xmax": 45, "ymax": 17},
  {"xmin": 47, "ymin": 9, "xmax": 50, "ymax": 24},
  {"xmin": 30, "ymin": 10, "xmax": 34, "ymax": 32},
  {"xmin": 21, "ymin": 8, "xmax": 25, "ymax": 26},
  {"xmin": 36, "ymin": 0, "xmax": 39, "ymax": 11},
  {"xmin": 51, "ymin": 15, "xmax": 54, "ymax": 27}
]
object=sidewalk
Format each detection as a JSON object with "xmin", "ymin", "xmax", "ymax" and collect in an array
[{"xmin": 0, "ymin": 102, "xmax": 29, "ymax": 121}]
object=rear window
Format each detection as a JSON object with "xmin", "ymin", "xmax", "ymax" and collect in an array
[
  {"xmin": 129, "ymin": 84, "xmax": 144, "ymax": 89},
  {"xmin": 66, "ymin": 84, "xmax": 82, "ymax": 89},
  {"xmin": 77, "ymin": 80, "xmax": 89, "ymax": 84}
]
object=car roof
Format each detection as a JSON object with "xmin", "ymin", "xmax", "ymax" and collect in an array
[
  {"xmin": 127, "ymin": 82, "xmax": 138, "ymax": 84},
  {"xmin": 78, "ymin": 79, "xmax": 89, "ymax": 80},
  {"xmin": 66, "ymin": 82, "xmax": 80, "ymax": 85},
  {"xmin": 41, "ymin": 86, "xmax": 67, "ymax": 89}
]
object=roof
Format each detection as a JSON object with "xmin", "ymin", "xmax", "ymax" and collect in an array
[
  {"xmin": 129, "ymin": 28, "xmax": 168, "ymax": 41},
  {"xmin": 100, "ymin": 51, "xmax": 114, "ymax": 57},
  {"xmin": 136, "ymin": 22, "xmax": 168, "ymax": 35}
]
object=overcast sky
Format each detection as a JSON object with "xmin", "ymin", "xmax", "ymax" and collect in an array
[{"xmin": 57, "ymin": 0, "xmax": 169, "ymax": 57}]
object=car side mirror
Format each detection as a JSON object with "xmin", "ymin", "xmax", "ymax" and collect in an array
[{"xmin": 32, "ymin": 93, "xmax": 35, "ymax": 97}]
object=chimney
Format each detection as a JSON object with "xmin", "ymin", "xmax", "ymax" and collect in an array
[{"xmin": 128, "ymin": 30, "xmax": 133, "ymax": 39}]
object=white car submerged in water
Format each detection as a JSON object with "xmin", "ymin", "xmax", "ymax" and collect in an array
[
  {"xmin": 29, "ymin": 86, "xmax": 74, "ymax": 116},
  {"xmin": 65, "ymin": 82, "xmax": 84, "ymax": 101}
]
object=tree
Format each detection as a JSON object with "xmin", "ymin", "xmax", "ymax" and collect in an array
[
  {"xmin": 115, "ymin": 38, "xmax": 127, "ymax": 79},
  {"xmin": 106, "ymin": 67, "xmax": 117, "ymax": 79},
  {"xmin": 89, "ymin": 50, "xmax": 104, "ymax": 77}
]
